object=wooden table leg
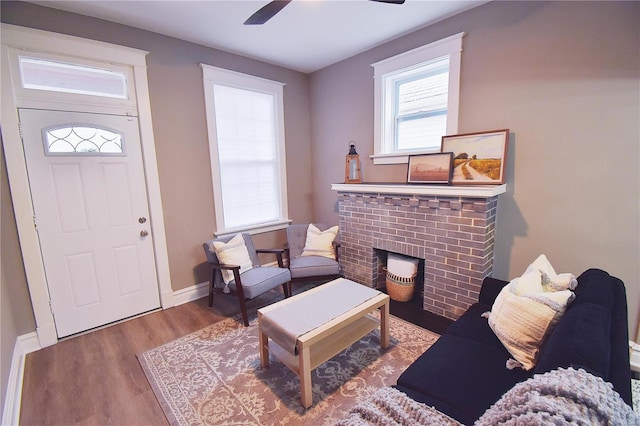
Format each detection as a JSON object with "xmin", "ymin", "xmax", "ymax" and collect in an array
[
  {"xmin": 258, "ymin": 316, "xmax": 270, "ymax": 368},
  {"xmin": 299, "ymin": 345, "xmax": 312, "ymax": 408},
  {"xmin": 380, "ymin": 300, "xmax": 390, "ymax": 349}
]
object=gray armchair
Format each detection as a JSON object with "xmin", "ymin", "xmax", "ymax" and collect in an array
[
  {"xmin": 285, "ymin": 223, "xmax": 341, "ymax": 295},
  {"xmin": 203, "ymin": 233, "xmax": 291, "ymax": 326}
]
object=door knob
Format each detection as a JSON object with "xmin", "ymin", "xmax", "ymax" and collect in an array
[
  {"xmin": 140, "ymin": 230, "xmax": 149, "ymax": 237},
  {"xmin": 138, "ymin": 217, "xmax": 147, "ymax": 224}
]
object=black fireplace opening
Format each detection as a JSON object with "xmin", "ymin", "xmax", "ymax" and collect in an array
[{"xmin": 375, "ymin": 249, "xmax": 425, "ymax": 308}]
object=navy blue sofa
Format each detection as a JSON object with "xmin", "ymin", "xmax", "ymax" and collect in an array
[{"xmin": 395, "ymin": 268, "xmax": 633, "ymax": 425}]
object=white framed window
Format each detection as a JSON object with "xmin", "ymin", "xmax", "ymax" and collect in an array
[
  {"xmin": 201, "ymin": 64, "xmax": 289, "ymax": 237},
  {"xmin": 372, "ymin": 32, "xmax": 465, "ymax": 165}
]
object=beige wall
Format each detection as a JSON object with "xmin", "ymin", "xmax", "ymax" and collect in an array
[
  {"xmin": 1, "ymin": 1, "xmax": 314, "ymax": 293},
  {"xmin": 0, "ymin": 1, "xmax": 314, "ymax": 402},
  {"xmin": 1, "ymin": 136, "xmax": 36, "ymax": 413},
  {"xmin": 310, "ymin": 1, "xmax": 639, "ymax": 340},
  {"xmin": 0, "ymin": 1, "xmax": 638, "ymax": 372}
]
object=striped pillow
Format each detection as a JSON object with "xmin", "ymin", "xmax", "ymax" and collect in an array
[{"xmin": 488, "ymin": 270, "xmax": 575, "ymax": 370}]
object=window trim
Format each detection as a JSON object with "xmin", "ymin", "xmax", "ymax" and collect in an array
[
  {"xmin": 371, "ymin": 32, "xmax": 465, "ymax": 165},
  {"xmin": 201, "ymin": 64, "xmax": 290, "ymax": 237}
]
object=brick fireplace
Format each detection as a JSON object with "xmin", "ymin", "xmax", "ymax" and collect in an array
[{"xmin": 331, "ymin": 183, "xmax": 505, "ymax": 320}]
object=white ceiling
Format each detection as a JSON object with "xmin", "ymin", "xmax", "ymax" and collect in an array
[{"xmin": 27, "ymin": 0, "xmax": 487, "ymax": 73}]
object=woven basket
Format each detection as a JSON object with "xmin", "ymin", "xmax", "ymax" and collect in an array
[{"xmin": 385, "ymin": 269, "xmax": 416, "ymax": 302}]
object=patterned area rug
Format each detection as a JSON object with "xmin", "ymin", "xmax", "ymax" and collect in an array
[{"xmin": 138, "ymin": 311, "xmax": 439, "ymax": 425}]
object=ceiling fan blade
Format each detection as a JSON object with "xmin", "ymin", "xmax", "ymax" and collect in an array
[
  {"xmin": 370, "ymin": 0, "xmax": 406, "ymax": 3},
  {"xmin": 244, "ymin": 1, "xmax": 292, "ymax": 25}
]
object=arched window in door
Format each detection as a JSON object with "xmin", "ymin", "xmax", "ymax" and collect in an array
[{"xmin": 44, "ymin": 125, "xmax": 125, "ymax": 155}]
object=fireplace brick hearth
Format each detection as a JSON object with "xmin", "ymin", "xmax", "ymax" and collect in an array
[{"xmin": 332, "ymin": 184, "xmax": 504, "ymax": 320}]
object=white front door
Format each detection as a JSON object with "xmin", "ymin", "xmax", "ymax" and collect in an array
[{"xmin": 19, "ymin": 108, "xmax": 161, "ymax": 338}]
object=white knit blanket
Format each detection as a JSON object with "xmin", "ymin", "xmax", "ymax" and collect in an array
[
  {"xmin": 337, "ymin": 368, "xmax": 639, "ymax": 426},
  {"xmin": 476, "ymin": 367, "xmax": 640, "ymax": 425},
  {"xmin": 336, "ymin": 387, "xmax": 460, "ymax": 426}
]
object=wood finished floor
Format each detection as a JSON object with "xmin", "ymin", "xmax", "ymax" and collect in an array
[{"xmin": 19, "ymin": 284, "xmax": 451, "ymax": 425}]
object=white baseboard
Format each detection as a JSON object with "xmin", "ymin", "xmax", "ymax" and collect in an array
[
  {"xmin": 171, "ymin": 260, "xmax": 280, "ymax": 307},
  {"xmin": 172, "ymin": 281, "xmax": 209, "ymax": 306},
  {"xmin": 2, "ymin": 333, "xmax": 40, "ymax": 426},
  {"xmin": 631, "ymin": 341, "xmax": 640, "ymax": 372},
  {"xmin": 160, "ymin": 288, "xmax": 176, "ymax": 310}
]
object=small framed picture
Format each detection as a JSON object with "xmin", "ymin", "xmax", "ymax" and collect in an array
[
  {"xmin": 441, "ymin": 129, "xmax": 509, "ymax": 185},
  {"xmin": 407, "ymin": 152, "xmax": 453, "ymax": 184}
]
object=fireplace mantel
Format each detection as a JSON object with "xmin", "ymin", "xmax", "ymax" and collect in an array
[{"xmin": 331, "ymin": 183, "xmax": 506, "ymax": 198}]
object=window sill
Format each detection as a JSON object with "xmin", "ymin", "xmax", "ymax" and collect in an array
[
  {"xmin": 371, "ymin": 151, "xmax": 439, "ymax": 165},
  {"xmin": 214, "ymin": 220, "xmax": 292, "ymax": 238}
]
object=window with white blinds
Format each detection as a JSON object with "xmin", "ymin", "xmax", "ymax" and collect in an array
[
  {"xmin": 202, "ymin": 65, "xmax": 289, "ymax": 236},
  {"xmin": 372, "ymin": 33, "xmax": 465, "ymax": 165}
]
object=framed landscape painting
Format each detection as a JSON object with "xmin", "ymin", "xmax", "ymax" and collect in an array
[
  {"xmin": 407, "ymin": 152, "xmax": 453, "ymax": 184},
  {"xmin": 441, "ymin": 129, "xmax": 509, "ymax": 185}
]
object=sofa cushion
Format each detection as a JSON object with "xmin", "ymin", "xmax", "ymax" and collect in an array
[
  {"xmin": 226, "ymin": 266, "xmax": 291, "ymax": 299},
  {"xmin": 533, "ymin": 303, "xmax": 611, "ymax": 378},
  {"xmin": 396, "ymin": 334, "xmax": 531, "ymax": 424},
  {"xmin": 569, "ymin": 269, "xmax": 632, "ymax": 405},
  {"xmin": 444, "ymin": 303, "xmax": 503, "ymax": 348},
  {"xmin": 607, "ymin": 274, "xmax": 634, "ymax": 406},
  {"xmin": 572, "ymin": 268, "xmax": 615, "ymax": 309},
  {"xmin": 478, "ymin": 277, "xmax": 509, "ymax": 304},
  {"xmin": 289, "ymin": 255, "xmax": 339, "ymax": 279}
]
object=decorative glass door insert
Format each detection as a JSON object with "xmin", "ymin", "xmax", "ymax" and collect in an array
[{"xmin": 44, "ymin": 126, "xmax": 125, "ymax": 155}]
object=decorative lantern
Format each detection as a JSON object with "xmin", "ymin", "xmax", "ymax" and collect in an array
[{"xmin": 344, "ymin": 142, "xmax": 362, "ymax": 184}]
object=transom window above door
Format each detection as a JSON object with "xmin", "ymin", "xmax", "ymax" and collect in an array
[
  {"xmin": 9, "ymin": 49, "xmax": 138, "ymax": 115},
  {"xmin": 19, "ymin": 56, "xmax": 128, "ymax": 99}
]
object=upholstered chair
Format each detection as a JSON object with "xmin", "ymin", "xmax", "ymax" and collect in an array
[
  {"xmin": 203, "ymin": 233, "xmax": 291, "ymax": 326},
  {"xmin": 285, "ymin": 223, "xmax": 341, "ymax": 295}
]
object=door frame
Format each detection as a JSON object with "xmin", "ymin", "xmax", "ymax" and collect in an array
[{"xmin": 1, "ymin": 24, "xmax": 175, "ymax": 347}]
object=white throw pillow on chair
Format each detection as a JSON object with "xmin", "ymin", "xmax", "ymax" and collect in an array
[
  {"xmin": 301, "ymin": 224, "xmax": 338, "ymax": 260},
  {"xmin": 211, "ymin": 233, "xmax": 254, "ymax": 285}
]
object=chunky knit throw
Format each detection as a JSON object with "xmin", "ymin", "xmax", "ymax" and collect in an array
[
  {"xmin": 337, "ymin": 368, "xmax": 639, "ymax": 425},
  {"xmin": 336, "ymin": 387, "xmax": 460, "ymax": 426},
  {"xmin": 476, "ymin": 367, "xmax": 639, "ymax": 425}
]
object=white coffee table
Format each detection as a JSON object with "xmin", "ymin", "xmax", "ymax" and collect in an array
[{"xmin": 258, "ymin": 278, "xmax": 389, "ymax": 408}]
